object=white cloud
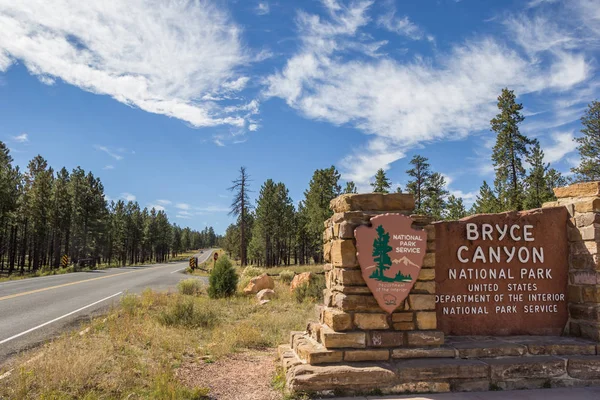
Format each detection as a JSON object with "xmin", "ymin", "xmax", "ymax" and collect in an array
[
  {"xmin": 11, "ymin": 133, "xmax": 28, "ymax": 143},
  {"xmin": 265, "ymin": 1, "xmax": 596, "ymax": 185},
  {"xmin": 544, "ymin": 130, "xmax": 578, "ymax": 163},
  {"xmin": 156, "ymin": 199, "xmax": 172, "ymax": 205},
  {"xmin": 94, "ymin": 145, "xmax": 123, "ymax": 161},
  {"xmin": 103, "ymin": 164, "xmax": 114, "ymax": 170},
  {"xmin": 176, "ymin": 213, "xmax": 191, "ymax": 219},
  {"xmin": 148, "ymin": 204, "xmax": 166, "ymax": 212},
  {"xmin": 255, "ymin": 2, "xmax": 270, "ymax": 16},
  {"xmin": 195, "ymin": 205, "xmax": 230, "ymax": 213},
  {"xmin": 121, "ymin": 192, "xmax": 136, "ymax": 202},
  {"xmin": 214, "ymin": 138, "xmax": 225, "ymax": 147},
  {"xmin": 176, "ymin": 203, "xmax": 191, "ymax": 210},
  {"xmin": 0, "ymin": 0, "xmax": 256, "ymax": 128},
  {"xmin": 377, "ymin": 6, "xmax": 429, "ymax": 41}
]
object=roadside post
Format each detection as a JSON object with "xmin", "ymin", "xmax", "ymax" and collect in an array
[
  {"xmin": 189, "ymin": 257, "xmax": 196, "ymax": 270},
  {"xmin": 61, "ymin": 254, "xmax": 69, "ymax": 268},
  {"xmin": 213, "ymin": 252, "xmax": 218, "ymax": 269}
]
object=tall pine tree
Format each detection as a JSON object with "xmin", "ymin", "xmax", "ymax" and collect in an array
[
  {"xmin": 344, "ymin": 181, "xmax": 358, "ymax": 194},
  {"xmin": 445, "ymin": 195, "xmax": 467, "ymax": 220},
  {"xmin": 572, "ymin": 101, "xmax": 600, "ymax": 182},
  {"xmin": 371, "ymin": 169, "xmax": 391, "ymax": 193},
  {"xmin": 472, "ymin": 181, "xmax": 500, "ymax": 214},
  {"xmin": 423, "ymin": 172, "xmax": 448, "ymax": 219},
  {"xmin": 228, "ymin": 166, "xmax": 251, "ymax": 266},
  {"xmin": 524, "ymin": 140, "xmax": 554, "ymax": 209},
  {"xmin": 406, "ymin": 155, "xmax": 431, "ymax": 213},
  {"xmin": 491, "ymin": 88, "xmax": 531, "ymax": 211}
]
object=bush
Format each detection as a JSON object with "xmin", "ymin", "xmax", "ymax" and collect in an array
[
  {"xmin": 241, "ymin": 266, "xmax": 265, "ymax": 278},
  {"xmin": 157, "ymin": 299, "xmax": 218, "ymax": 328},
  {"xmin": 208, "ymin": 255, "xmax": 238, "ymax": 299},
  {"xmin": 279, "ymin": 270, "xmax": 295, "ymax": 284},
  {"xmin": 177, "ymin": 279, "xmax": 203, "ymax": 296},
  {"xmin": 295, "ymin": 274, "xmax": 326, "ymax": 303}
]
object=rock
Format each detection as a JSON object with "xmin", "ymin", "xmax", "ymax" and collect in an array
[
  {"xmin": 256, "ymin": 288, "xmax": 276, "ymax": 301},
  {"xmin": 259, "ymin": 299, "xmax": 271, "ymax": 305},
  {"xmin": 321, "ymin": 308, "xmax": 353, "ymax": 331},
  {"xmin": 554, "ymin": 182, "xmax": 600, "ymax": 198},
  {"xmin": 329, "ymin": 193, "xmax": 414, "ymax": 213},
  {"xmin": 353, "ymin": 313, "xmax": 389, "ymax": 330},
  {"xmin": 243, "ymin": 273, "xmax": 274, "ymax": 295},
  {"xmin": 290, "ymin": 272, "xmax": 312, "ymax": 292}
]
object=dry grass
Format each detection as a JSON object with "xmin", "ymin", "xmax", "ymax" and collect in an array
[{"xmin": 0, "ymin": 281, "xmax": 316, "ymax": 400}]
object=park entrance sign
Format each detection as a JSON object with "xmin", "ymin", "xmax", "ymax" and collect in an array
[
  {"xmin": 435, "ymin": 207, "xmax": 569, "ymax": 336},
  {"xmin": 355, "ymin": 214, "xmax": 427, "ymax": 313}
]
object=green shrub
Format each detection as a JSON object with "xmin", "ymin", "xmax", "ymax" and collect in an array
[
  {"xmin": 177, "ymin": 279, "xmax": 203, "ymax": 296},
  {"xmin": 295, "ymin": 274, "xmax": 325, "ymax": 303},
  {"xmin": 241, "ymin": 266, "xmax": 265, "ymax": 278},
  {"xmin": 279, "ymin": 270, "xmax": 295, "ymax": 284},
  {"xmin": 208, "ymin": 255, "xmax": 238, "ymax": 299},
  {"xmin": 157, "ymin": 299, "xmax": 218, "ymax": 328}
]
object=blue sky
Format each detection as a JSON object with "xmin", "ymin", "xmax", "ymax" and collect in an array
[{"xmin": 0, "ymin": 0, "xmax": 598, "ymax": 233}]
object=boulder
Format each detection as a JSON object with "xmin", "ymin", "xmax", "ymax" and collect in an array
[
  {"xmin": 257, "ymin": 288, "xmax": 276, "ymax": 301},
  {"xmin": 243, "ymin": 273, "xmax": 274, "ymax": 295},
  {"xmin": 290, "ymin": 272, "xmax": 312, "ymax": 292}
]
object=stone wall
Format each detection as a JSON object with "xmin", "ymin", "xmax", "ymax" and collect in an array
[
  {"xmin": 311, "ymin": 193, "xmax": 443, "ymax": 363},
  {"xmin": 543, "ymin": 181, "xmax": 600, "ymax": 341}
]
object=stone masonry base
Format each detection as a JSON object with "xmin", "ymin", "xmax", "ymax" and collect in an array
[{"xmin": 279, "ymin": 334, "xmax": 600, "ymax": 396}]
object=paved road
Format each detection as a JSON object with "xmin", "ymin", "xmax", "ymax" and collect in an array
[{"xmin": 0, "ymin": 249, "xmax": 214, "ymax": 364}]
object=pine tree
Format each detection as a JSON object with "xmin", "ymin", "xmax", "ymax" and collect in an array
[
  {"xmin": 524, "ymin": 140, "xmax": 554, "ymax": 209},
  {"xmin": 344, "ymin": 181, "xmax": 357, "ymax": 194},
  {"xmin": 395, "ymin": 186, "xmax": 402, "ymax": 193},
  {"xmin": 406, "ymin": 155, "xmax": 432, "ymax": 213},
  {"xmin": 472, "ymin": 181, "xmax": 500, "ymax": 214},
  {"xmin": 371, "ymin": 225, "xmax": 392, "ymax": 279},
  {"xmin": 228, "ymin": 167, "xmax": 251, "ymax": 266},
  {"xmin": 423, "ymin": 172, "xmax": 448, "ymax": 219},
  {"xmin": 546, "ymin": 168, "xmax": 568, "ymax": 194},
  {"xmin": 445, "ymin": 195, "xmax": 467, "ymax": 220},
  {"xmin": 491, "ymin": 88, "xmax": 531, "ymax": 211},
  {"xmin": 572, "ymin": 101, "xmax": 600, "ymax": 182},
  {"xmin": 371, "ymin": 169, "xmax": 391, "ymax": 193}
]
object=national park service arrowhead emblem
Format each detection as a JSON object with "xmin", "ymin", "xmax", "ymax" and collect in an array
[{"xmin": 355, "ymin": 214, "xmax": 427, "ymax": 314}]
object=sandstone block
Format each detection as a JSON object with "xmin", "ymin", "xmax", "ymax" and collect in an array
[
  {"xmin": 569, "ymin": 253, "xmax": 600, "ymax": 270},
  {"xmin": 569, "ymin": 304, "xmax": 600, "ymax": 321},
  {"xmin": 554, "ymin": 182, "xmax": 600, "ymax": 198},
  {"xmin": 450, "ymin": 380, "xmax": 490, "ymax": 392},
  {"xmin": 330, "ymin": 239, "xmax": 358, "ymax": 267},
  {"xmin": 414, "ymin": 281, "xmax": 435, "ymax": 294},
  {"xmin": 406, "ymin": 330, "xmax": 444, "ymax": 346},
  {"xmin": 369, "ymin": 331, "xmax": 405, "ymax": 347},
  {"xmin": 331, "ymin": 285, "xmax": 372, "ymax": 295},
  {"xmin": 286, "ymin": 364, "xmax": 396, "ymax": 393},
  {"xmin": 568, "ymin": 285, "xmax": 583, "ymax": 303},
  {"xmin": 583, "ymin": 286, "xmax": 600, "ymax": 303},
  {"xmin": 392, "ymin": 346, "xmax": 456, "ymax": 359},
  {"xmin": 415, "ymin": 311, "xmax": 437, "ymax": 330},
  {"xmin": 385, "ymin": 381, "xmax": 450, "ymax": 394},
  {"xmin": 320, "ymin": 326, "xmax": 366, "ymax": 348},
  {"xmin": 290, "ymin": 272, "xmax": 312, "ymax": 292},
  {"xmin": 571, "ymin": 271, "xmax": 600, "ymax": 285},
  {"xmin": 330, "ymin": 193, "xmax": 384, "ymax": 213},
  {"xmin": 256, "ymin": 288, "xmax": 276, "ymax": 301},
  {"xmin": 487, "ymin": 356, "xmax": 566, "ymax": 381},
  {"xmin": 568, "ymin": 356, "xmax": 600, "ymax": 379},
  {"xmin": 323, "ymin": 241, "xmax": 332, "ymax": 263},
  {"xmin": 426, "ymin": 241, "xmax": 435, "ymax": 251},
  {"xmin": 425, "ymin": 224, "xmax": 435, "ymax": 240},
  {"xmin": 243, "ymin": 273, "xmax": 274, "ymax": 294},
  {"xmin": 395, "ymin": 358, "xmax": 488, "ymax": 380},
  {"xmin": 337, "ymin": 221, "xmax": 356, "ymax": 239},
  {"xmin": 321, "ymin": 308, "xmax": 353, "ymax": 331},
  {"xmin": 579, "ymin": 322, "xmax": 600, "ymax": 341},
  {"xmin": 331, "ymin": 268, "xmax": 365, "ymax": 286},
  {"xmin": 384, "ymin": 194, "xmax": 416, "ymax": 211},
  {"xmin": 418, "ymin": 268, "xmax": 435, "ymax": 281},
  {"xmin": 344, "ymin": 349, "xmax": 390, "ymax": 362},
  {"xmin": 296, "ymin": 339, "xmax": 344, "ymax": 365},
  {"xmin": 423, "ymin": 253, "xmax": 435, "ymax": 267},
  {"xmin": 575, "ymin": 212, "xmax": 600, "ymax": 227},
  {"xmin": 409, "ymin": 294, "xmax": 435, "ymax": 311},
  {"xmin": 354, "ymin": 313, "xmax": 389, "ymax": 330},
  {"xmin": 392, "ymin": 312, "xmax": 414, "ymax": 322},
  {"xmin": 332, "ymin": 292, "xmax": 382, "ymax": 311},
  {"xmin": 525, "ymin": 338, "xmax": 596, "ymax": 356},
  {"xmin": 574, "ymin": 198, "xmax": 600, "ymax": 213},
  {"xmin": 394, "ymin": 322, "xmax": 415, "ymax": 331},
  {"xmin": 452, "ymin": 341, "xmax": 527, "ymax": 358}
]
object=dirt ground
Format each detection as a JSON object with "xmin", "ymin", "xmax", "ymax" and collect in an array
[{"xmin": 177, "ymin": 350, "xmax": 283, "ymax": 400}]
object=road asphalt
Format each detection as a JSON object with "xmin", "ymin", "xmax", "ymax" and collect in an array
[{"xmin": 0, "ymin": 249, "xmax": 214, "ymax": 364}]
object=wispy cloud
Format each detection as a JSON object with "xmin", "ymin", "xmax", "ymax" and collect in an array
[
  {"xmin": 11, "ymin": 133, "xmax": 28, "ymax": 143},
  {"xmin": 265, "ymin": 0, "xmax": 597, "ymax": 185},
  {"xmin": 103, "ymin": 164, "xmax": 115, "ymax": 170},
  {"xmin": 255, "ymin": 2, "xmax": 270, "ymax": 16},
  {"xmin": 377, "ymin": 2, "xmax": 431, "ymax": 41},
  {"xmin": 148, "ymin": 204, "xmax": 166, "ymax": 212},
  {"xmin": 0, "ymin": 1, "xmax": 258, "ymax": 128},
  {"xmin": 156, "ymin": 199, "xmax": 172, "ymax": 206},
  {"xmin": 121, "ymin": 192, "xmax": 136, "ymax": 202},
  {"xmin": 195, "ymin": 205, "xmax": 230, "ymax": 213},
  {"xmin": 176, "ymin": 203, "xmax": 191, "ymax": 210},
  {"xmin": 544, "ymin": 131, "xmax": 578, "ymax": 164},
  {"xmin": 94, "ymin": 145, "xmax": 124, "ymax": 161}
]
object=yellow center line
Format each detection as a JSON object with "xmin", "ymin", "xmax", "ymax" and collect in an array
[{"xmin": 0, "ymin": 264, "xmax": 173, "ymax": 302}]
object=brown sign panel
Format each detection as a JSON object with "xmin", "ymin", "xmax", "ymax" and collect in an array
[
  {"xmin": 435, "ymin": 207, "xmax": 568, "ymax": 336},
  {"xmin": 356, "ymin": 214, "xmax": 427, "ymax": 313}
]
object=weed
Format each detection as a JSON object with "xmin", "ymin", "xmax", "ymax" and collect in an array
[
  {"xmin": 178, "ymin": 279, "xmax": 204, "ymax": 296},
  {"xmin": 157, "ymin": 299, "xmax": 218, "ymax": 329},
  {"xmin": 279, "ymin": 270, "xmax": 296, "ymax": 284}
]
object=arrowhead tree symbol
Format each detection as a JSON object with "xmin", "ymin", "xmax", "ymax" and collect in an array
[{"xmin": 371, "ymin": 225, "xmax": 392, "ymax": 280}]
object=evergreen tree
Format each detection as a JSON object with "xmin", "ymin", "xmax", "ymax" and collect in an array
[
  {"xmin": 423, "ymin": 172, "xmax": 448, "ymax": 219},
  {"xmin": 228, "ymin": 166, "xmax": 251, "ymax": 266},
  {"xmin": 371, "ymin": 169, "xmax": 391, "ymax": 193},
  {"xmin": 344, "ymin": 181, "xmax": 357, "ymax": 194},
  {"xmin": 371, "ymin": 225, "xmax": 392, "ymax": 279},
  {"xmin": 445, "ymin": 195, "xmax": 467, "ymax": 220},
  {"xmin": 524, "ymin": 140, "xmax": 554, "ymax": 209},
  {"xmin": 546, "ymin": 168, "xmax": 568, "ymax": 194},
  {"xmin": 395, "ymin": 185, "xmax": 402, "ymax": 193},
  {"xmin": 406, "ymin": 155, "xmax": 431, "ymax": 213},
  {"xmin": 491, "ymin": 88, "xmax": 531, "ymax": 211},
  {"xmin": 572, "ymin": 101, "xmax": 600, "ymax": 182},
  {"xmin": 472, "ymin": 181, "xmax": 500, "ymax": 214}
]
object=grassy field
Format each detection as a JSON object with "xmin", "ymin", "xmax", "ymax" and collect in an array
[
  {"xmin": 0, "ymin": 273, "xmax": 318, "ymax": 399},
  {"xmin": 0, "ymin": 250, "xmax": 201, "ymax": 283}
]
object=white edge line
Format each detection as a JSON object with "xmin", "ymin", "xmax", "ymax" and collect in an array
[
  {"xmin": 170, "ymin": 267, "xmax": 187, "ymax": 274},
  {"xmin": 0, "ymin": 291, "xmax": 123, "ymax": 345}
]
